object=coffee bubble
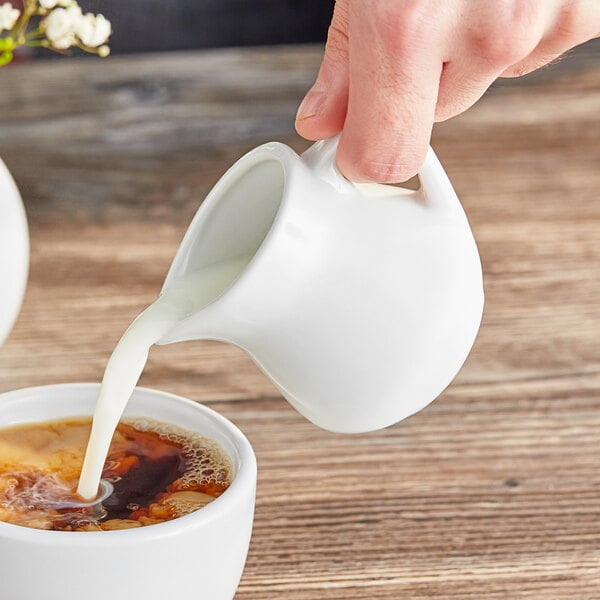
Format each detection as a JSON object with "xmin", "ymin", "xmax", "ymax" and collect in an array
[{"xmin": 123, "ymin": 418, "xmax": 233, "ymax": 490}]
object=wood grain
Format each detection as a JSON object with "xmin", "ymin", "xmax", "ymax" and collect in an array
[{"xmin": 0, "ymin": 41, "xmax": 599, "ymax": 598}]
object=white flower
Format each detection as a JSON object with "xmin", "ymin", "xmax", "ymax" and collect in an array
[
  {"xmin": 0, "ymin": 3, "xmax": 20, "ymax": 33},
  {"xmin": 38, "ymin": 0, "xmax": 75, "ymax": 8},
  {"xmin": 43, "ymin": 5, "xmax": 82, "ymax": 49},
  {"xmin": 76, "ymin": 13, "xmax": 111, "ymax": 48},
  {"xmin": 0, "ymin": 0, "xmax": 109, "ymax": 65}
]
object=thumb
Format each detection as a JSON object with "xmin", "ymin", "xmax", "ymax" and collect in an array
[{"xmin": 295, "ymin": 0, "xmax": 350, "ymax": 140}]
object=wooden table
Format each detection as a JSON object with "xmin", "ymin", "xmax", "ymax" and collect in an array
[{"xmin": 1, "ymin": 43, "xmax": 599, "ymax": 598}]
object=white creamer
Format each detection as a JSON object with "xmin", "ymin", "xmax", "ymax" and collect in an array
[{"xmin": 78, "ymin": 135, "xmax": 484, "ymax": 499}]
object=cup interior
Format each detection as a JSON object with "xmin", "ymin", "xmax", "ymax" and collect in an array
[{"xmin": 162, "ymin": 153, "xmax": 285, "ymax": 293}]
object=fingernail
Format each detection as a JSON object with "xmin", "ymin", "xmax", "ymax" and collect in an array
[{"xmin": 296, "ymin": 83, "xmax": 326, "ymax": 121}]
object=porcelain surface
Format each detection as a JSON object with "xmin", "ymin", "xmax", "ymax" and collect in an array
[
  {"xmin": 0, "ymin": 159, "xmax": 29, "ymax": 347},
  {"xmin": 159, "ymin": 137, "xmax": 485, "ymax": 433}
]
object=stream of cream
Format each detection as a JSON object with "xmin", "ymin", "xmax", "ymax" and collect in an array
[{"xmin": 77, "ymin": 254, "xmax": 252, "ymax": 500}]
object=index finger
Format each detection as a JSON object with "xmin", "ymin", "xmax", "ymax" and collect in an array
[{"xmin": 336, "ymin": 3, "xmax": 444, "ymax": 183}]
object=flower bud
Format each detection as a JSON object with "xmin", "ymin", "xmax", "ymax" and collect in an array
[{"xmin": 0, "ymin": 3, "xmax": 20, "ymax": 33}]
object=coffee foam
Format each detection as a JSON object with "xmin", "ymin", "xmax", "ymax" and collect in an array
[
  {"xmin": 123, "ymin": 418, "xmax": 232, "ymax": 490},
  {"xmin": 163, "ymin": 491, "xmax": 214, "ymax": 517}
]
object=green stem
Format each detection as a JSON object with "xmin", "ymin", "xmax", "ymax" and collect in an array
[
  {"xmin": 25, "ymin": 27, "xmax": 44, "ymax": 40},
  {"xmin": 77, "ymin": 41, "xmax": 102, "ymax": 55},
  {"xmin": 12, "ymin": 0, "xmax": 40, "ymax": 45},
  {"xmin": 41, "ymin": 43, "xmax": 70, "ymax": 56}
]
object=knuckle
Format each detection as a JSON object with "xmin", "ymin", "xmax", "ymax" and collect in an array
[
  {"xmin": 556, "ymin": 6, "xmax": 579, "ymax": 40},
  {"xmin": 371, "ymin": 0, "xmax": 432, "ymax": 54},
  {"xmin": 472, "ymin": 31, "xmax": 527, "ymax": 68},
  {"xmin": 554, "ymin": 3, "xmax": 597, "ymax": 44},
  {"xmin": 470, "ymin": 4, "xmax": 538, "ymax": 67},
  {"xmin": 340, "ymin": 127, "xmax": 428, "ymax": 183},
  {"xmin": 354, "ymin": 153, "xmax": 422, "ymax": 184}
]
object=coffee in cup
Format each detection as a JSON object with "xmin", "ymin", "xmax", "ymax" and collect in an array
[{"xmin": 0, "ymin": 416, "xmax": 232, "ymax": 531}]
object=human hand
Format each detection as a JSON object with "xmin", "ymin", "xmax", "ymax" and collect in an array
[{"xmin": 295, "ymin": 0, "xmax": 600, "ymax": 183}]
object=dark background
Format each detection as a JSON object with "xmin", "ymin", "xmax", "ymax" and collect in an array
[{"xmin": 84, "ymin": 0, "xmax": 335, "ymax": 53}]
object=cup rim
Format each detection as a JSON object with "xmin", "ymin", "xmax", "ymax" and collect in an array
[{"xmin": 0, "ymin": 383, "xmax": 257, "ymax": 546}]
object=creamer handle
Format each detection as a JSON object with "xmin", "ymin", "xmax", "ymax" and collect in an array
[
  {"xmin": 303, "ymin": 136, "xmax": 460, "ymax": 212},
  {"xmin": 417, "ymin": 146, "xmax": 461, "ymax": 213},
  {"xmin": 301, "ymin": 134, "xmax": 356, "ymax": 194}
]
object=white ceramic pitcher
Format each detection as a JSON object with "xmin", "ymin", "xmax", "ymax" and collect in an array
[
  {"xmin": 0, "ymin": 159, "xmax": 29, "ymax": 348},
  {"xmin": 159, "ymin": 137, "xmax": 484, "ymax": 433}
]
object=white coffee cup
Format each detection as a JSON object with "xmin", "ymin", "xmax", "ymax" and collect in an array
[
  {"xmin": 0, "ymin": 158, "xmax": 29, "ymax": 348},
  {"xmin": 0, "ymin": 383, "xmax": 256, "ymax": 600}
]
